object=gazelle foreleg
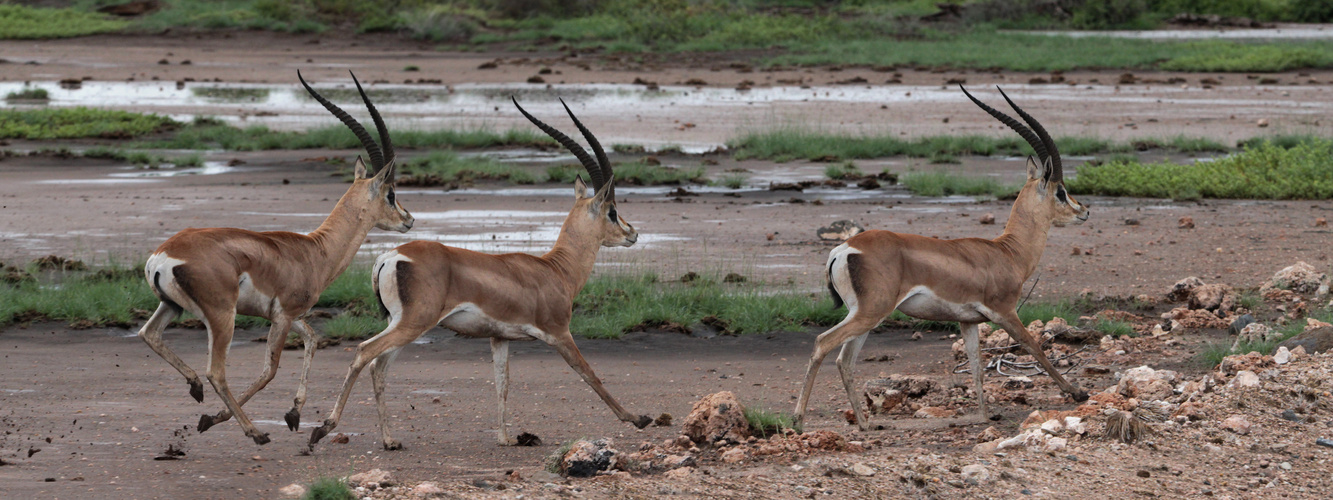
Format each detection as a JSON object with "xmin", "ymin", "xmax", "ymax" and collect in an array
[
  {"xmin": 835, "ymin": 333, "xmax": 870, "ymax": 431},
  {"xmin": 286, "ymin": 319, "xmax": 319, "ymax": 431},
  {"xmin": 200, "ymin": 312, "xmax": 271, "ymax": 445},
  {"xmin": 491, "ymin": 338, "xmax": 516, "ymax": 446},
  {"xmin": 370, "ymin": 347, "xmax": 403, "ymax": 450},
  {"xmin": 989, "ymin": 310, "xmax": 1088, "ymax": 401},
  {"xmin": 137, "ymin": 302, "xmax": 203, "ymax": 403},
  {"xmin": 961, "ymin": 322, "xmax": 988, "ymax": 419},
  {"xmin": 198, "ymin": 315, "xmax": 294, "ymax": 433},
  {"xmin": 538, "ymin": 329, "xmax": 652, "ymax": 429}
]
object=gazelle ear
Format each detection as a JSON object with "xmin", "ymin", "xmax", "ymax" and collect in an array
[
  {"xmin": 593, "ymin": 174, "xmax": 616, "ymax": 203},
  {"xmin": 574, "ymin": 175, "xmax": 589, "ymax": 199},
  {"xmin": 372, "ymin": 159, "xmax": 397, "ymax": 189},
  {"xmin": 1025, "ymin": 156, "xmax": 1041, "ymax": 181},
  {"xmin": 354, "ymin": 156, "xmax": 369, "ymax": 179}
]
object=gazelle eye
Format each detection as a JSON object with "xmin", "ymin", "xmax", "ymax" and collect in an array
[
  {"xmin": 1056, "ymin": 186, "xmax": 1068, "ymax": 203},
  {"xmin": 608, "ymin": 206, "xmax": 618, "ymax": 221},
  {"xmin": 387, "ymin": 189, "xmax": 396, "ymax": 205}
]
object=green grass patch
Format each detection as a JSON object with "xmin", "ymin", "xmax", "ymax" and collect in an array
[
  {"xmin": 899, "ymin": 172, "xmax": 1020, "ymax": 198},
  {"xmin": 401, "ymin": 151, "xmax": 540, "ymax": 185},
  {"xmin": 5, "ymin": 87, "xmax": 49, "ymax": 101},
  {"xmin": 1160, "ymin": 44, "xmax": 1330, "ymax": 72},
  {"xmin": 824, "ymin": 162, "xmax": 863, "ymax": 180},
  {"xmin": 1068, "ymin": 138, "xmax": 1333, "ymax": 199},
  {"xmin": 714, "ymin": 174, "xmax": 748, "ymax": 189},
  {"xmin": 0, "ymin": 108, "xmax": 178, "ymax": 140},
  {"xmin": 138, "ymin": 119, "xmax": 551, "ymax": 152},
  {"xmin": 323, "ymin": 314, "xmax": 386, "ymax": 341},
  {"xmin": 744, "ymin": 406, "xmax": 800, "ymax": 438},
  {"xmin": 571, "ymin": 273, "xmax": 843, "ymax": 339},
  {"xmin": 1017, "ymin": 300, "xmax": 1081, "ymax": 326},
  {"xmin": 302, "ymin": 477, "xmax": 355, "ymax": 500},
  {"xmin": 0, "ymin": 5, "xmax": 127, "ymax": 39},
  {"xmin": 613, "ymin": 162, "xmax": 706, "ymax": 185},
  {"xmin": 1094, "ymin": 319, "xmax": 1135, "ymax": 337}
]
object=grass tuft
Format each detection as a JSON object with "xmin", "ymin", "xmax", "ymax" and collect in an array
[
  {"xmin": 1069, "ymin": 139, "xmax": 1333, "ymax": 199},
  {"xmin": 0, "ymin": 108, "xmax": 177, "ymax": 140},
  {"xmin": 744, "ymin": 406, "xmax": 800, "ymax": 438},
  {"xmin": 303, "ymin": 477, "xmax": 355, "ymax": 500},
  {"xmin": 5, "ymin": 87, "xmax": 49, "ymax": 101},
  {"xmin": 899, "ymin": 172, "xmax": 1019, "ymax": 198},
  {"xmin": 0, "ymin": 5, "xmax": 126, "ymax": 39}
]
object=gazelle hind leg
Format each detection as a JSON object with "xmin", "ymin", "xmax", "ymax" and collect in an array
[
  {"xmin": 961, "ymin": 322, "xmax": 988, "ymax": 419},
  {"xmin": 285, "ymin": 319, "xmax": 318, "ymax": 431},
  {"xmin": 491, "ymin": 339, "xmax": 516, "ymax": 446},
  {"xmin": 370, "ymin": 347, "xmax": 403, "ymax": 450},
  {"xmin": 835, "ymin": 333, "xmax": 870, "ymax": 431},
  {"xmin": 200, "ymin": 312, "xmax": 270, "ymax": 445},
  {"xmin": 989, "ymin": 310, "xmax": 1088, "ymax": 401},
  {"xmin": 309, "ymin": 320, "xmax": 423, "ymax": 448},
  {"xmin": 794, "ymin": 315, "xmax": 880, "ymax": 427},
  {"xmin": 199, "ymin": 315, "xmax": 293, "ymax": 433},
  {"xmin": 537, "ymin": 329, "xmax": 651, "ymax": 429},
  {"xmin": 137, "ymin": 302, "xmax": 202, "ymax": 403}
]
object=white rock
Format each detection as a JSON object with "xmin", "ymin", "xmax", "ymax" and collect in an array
[
  {"xmin": 997, "ymin": 429, "xmax": 1047, "ymax": 450},
  {"xmin": 278, "ymin": 484, "xmax": 306, "ymax": 498},
  {"xmin": 960, "ymin": 464, "xmax": 993, "ymax": 485},
  {"xmin": 1064, "ymin": 417, "xmax": 1087, "ymax": 435},
  {"xmin": 1291, "ymin": 345, "xmax": 1307, "ymax": 359},
  {"xmin": 1230, "ymin": 370, "xmax": 1260, "ymax": 389},
  {"xmin": 412, "ymin": 482, "xmax": 443, "ymax": 497},
  {"xmin": 1040, "ymin": 419, "xmax": 1064, "ymax": 435},
  {"xmin": 1043, "ymin": 437, "xmax": 1068, "ymax": 452},
  {"xmin": 1274, "ymin": 347, "xmax": 1291, "ymax": 365},
  {"xmin": 850, "ymin": 463, "xmax": 875, "ymax": 476}
]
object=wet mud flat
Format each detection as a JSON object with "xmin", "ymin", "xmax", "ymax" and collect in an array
[{"xmin": 1, "ymin": 152, "xmax": 1329, "ymax": 299}]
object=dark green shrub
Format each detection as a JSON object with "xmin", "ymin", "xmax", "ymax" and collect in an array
[
  {"xmin": 1071, "ymin": 0, "xmax": 1150, "ymax": 29},
  {"xmin": 1293, "ymin": 0, "xmax": 1333, "ymax": 22}
]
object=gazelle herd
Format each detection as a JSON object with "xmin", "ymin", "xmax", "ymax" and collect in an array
[{"xmin": 134, "ymin": 73, "xmax": 1092, "ymax": 450}]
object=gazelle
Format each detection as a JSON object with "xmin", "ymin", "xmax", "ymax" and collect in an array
[
  {"xmin": 136, "ymin": 71, "xmax": 413, "ymax": 445},
  {"xmin": 795, "ymin": 86, "xmax": 1092, "ymax": 430},
  {"xmin": 308, "ymin": 98, "xmax": 653, "ymax": 451}
]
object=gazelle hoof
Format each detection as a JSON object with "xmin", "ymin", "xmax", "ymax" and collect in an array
[
  {"xmin": 283, "ymin": 408, "xmax": 301, "ymax": 432},
  {"xmin": 383, "ymin": 440, "xmax": 403, "ymax": 451},
  {"xmin": 252, "ymin": 433, "xmax": 271, "ymax": 446},
  {"xmin": 188, "ymin": 380, "xmax": 204, "ymax": 403},
  {"xmin": 631, "ymin": 415, "xmax": 652, "ymax": 429},
  {"xmin": 309, "ymin": 422, "xmax": 333, "ymax": 445},
  {"xmin": 197, "ymin": 414, "xmax": 216, "ymax": 433}
]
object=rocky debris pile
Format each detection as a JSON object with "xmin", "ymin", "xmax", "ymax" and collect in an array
[
  {"xmin": 559, "ymin": 438, "xmax": 622, "ymax": 478},
  {"xmin": 816, "ymin": 220, "xmax": 864, "ymax": 242},
  {"xmin": 1160, "ymin": 276, "xmax": 1237, "ymax": 329},
  {"xmin": 862, "ymin": 374, "xmax": 935, "ymax": 414},
  {"xmin": 1260, "ymin": 261, "xmax": 1327, "ymax": 296}
]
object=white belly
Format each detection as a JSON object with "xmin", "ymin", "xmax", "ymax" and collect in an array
[
  {"xmin": 894, "ymin": 286, "xmax": 989, "ymax": 323},
  {"xmin": 439, "ymin": 303, "xmax": 538, "ymax": 341}
]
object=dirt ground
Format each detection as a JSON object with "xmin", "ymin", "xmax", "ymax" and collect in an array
[{"xmin": 2, "ymin": 33, "xmax": 1333, "ymax": 499}]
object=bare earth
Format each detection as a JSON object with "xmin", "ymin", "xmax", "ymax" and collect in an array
[{"xmin": 1, "ymin": 34, "xmax": 1332, "ymax": 499}]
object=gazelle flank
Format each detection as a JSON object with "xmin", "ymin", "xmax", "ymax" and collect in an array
[
  {"xmin": 794, "ymin": 85, "xmax": 1090, "ymax": 431},
  {"xmin": 136, "ymin": 71, "xmax": 412, "ymax": 445},
  {"xmin": 307, "ymin": 97, "xmax": 651, "ymax": 451}
]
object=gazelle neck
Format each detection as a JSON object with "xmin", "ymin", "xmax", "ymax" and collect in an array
[
  {"xmin": 994, "ymin": 189, "xmax": 1052, "ymax": 280},
  {"xmin": 308, "ymin": 187, "xmax": 377, "ymax": 287},
  {"xmin": 543, "ymin": 213, "xmax": 602, "ymax": 297}
]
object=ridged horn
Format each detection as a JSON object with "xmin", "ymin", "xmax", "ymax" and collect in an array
[
  {"xmin": 959, "ymin": 85, "xmax": 1049, "ymax": 177},
  {"xmin": 350, "ymin": 70, "xmax": 394, "ymax": 175},
  {"xmin": 512, "ymin": 97, "xmax": 607, "ymax": 190},
  {"xmin": 996, "ymin": 86, "xmax": 1062, "ymax": 183},
  {"xmin": 298, "ymin": 70, "xmax": 386, "ymax": 172}
]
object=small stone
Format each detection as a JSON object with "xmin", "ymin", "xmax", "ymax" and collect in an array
[
  {"xmin": 1257, "ymin": 118, "xmax": 1269, "ymax": 127},
  {"xmin": 1274, "ymin": 346, "xmax": 1291, "ymax": 364},
  {"xmin": 1178, "ymin": 216, "xmax": 1195, "ymax": 229},
  {"xmin": 1221, "ymin": 415, "xmax": 1252, "ymax": 435},
  {"xmin": 412, "ymin": 482, "xmax": 444, "ymax": 496},
  {"xmin": 960, "ymin": 464, "xmax": 993, "ymax": 485},
  {"xmin": 1229, "ymin": 371, "xmax": 1260, "ymax": 389},
  {"xmin": 1316, "ymin": 438, "xmax": 1333, "ymax": 448},
  {"xmin": 979, "ymin": 213, "xmax": 995, "ymax": 225},
  {"xmin": 347, "ymin": 469, "xmax": 394, "ymax": 488},
  {"xmin": 850, "ymin": 463, "xmax": 875, "ymax": 476},
  {"xmin": 663, "ymin": 467, "xmax": 695, "ymax": 479},
  {"xmin": 279, "ymin": 484, "xmax": 306, "ymax": 497},
  {"xmin": 911, "ymin": 331, "xmax": 923, "ymax": 341},
  {"xmin": 720, "ymin": 447, "xmax": 747, "ymax": 464},
  {"xmin": 914, "ymin": 406, "xmax": 957, "ymax": 419},
  {"xmin": 1137, "ymin": 470, "xmax": 1151, "ymax": 478},
  {"xmin": 1279, "ymin": 462, "xmax": 1292, "ymax": 470}
]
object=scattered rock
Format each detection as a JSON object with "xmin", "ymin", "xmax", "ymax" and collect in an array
[
  {"xmin": 515, "ymin": 432, "xmax": 542, "ymax": 446},
  {"xmin": 1220, "ymin": 415, "xmax": 1252, "ymax": 435},
  {"xmin": 817, "ymin": 220, "xmax": 864, "ymax": 242},
  {"xmin": 1261, "ymin": 262, "xmax": 1325, "ymax": 294},
  {"xmin": 978, "ymin": 426, "xmax": 1002, "ymax": 442},
  {"xmin": 1116, "ymin": 365, "xmax": 1180, "ymax": 401},
  {"xmin": 348, "ymin": 469, "xmax": 395, "ymax": 488},
  {"xmin": 1228, "ymin": 314, "xmax": 1255, "ymax": 336},
  {"xmin": 412, "ymin": 482, "xmax": 444, "ymax": 496},
  {"xmin": 1219, "ymin": 352, "xmax": 1275, "ymax": 375},
  {"xmin": 979, "ymin": 213, "xmax": 995, "ymax": 225},
  {"xmin": 1188, "ymin": 284, "xmax": 1235, "ymax": 314},
  {"xmin": 850, "ymin": 463, "xmax": 875, "ymax": 477},
  {"xmin": 561, "ymin": 438, "xmax": 619, "ymax": 478},
  {"xmin": 682, "ymin": 392, "xmax": 751, "ymax": 444},
  {"xmin": 961, "ymin": 464, "xmax": 993, "ymax": 485},
  {"xmin": 278, "ymin": 484, "xmax": 306, "ymax": 498},
  {"xmin": 1178, "ymin": 216, "xmax": 1195, "ymax": 229},
  {"xmin": 1232, "ymin": 323, "xmax": 1280, "ymax": 351},
  {"xmin": 1229, "ymin": 370, "xmax": 1260, "ymax": 389},
  {"xmin": 720, "ymin": 447, "xmax": 748, "ymax": 464},
  {"xmin": 663, "ymin": 467, "xmax": 695, "ymax": 479},
  {"xmin": 1273, "ymin": 346, "xmax": 1291, "ymax": 365},
  {"xmin": 654, "ymin": 413, "xmax": 673, "ymax": 427},
  {"xmin": 913, "ymin": 406, "xmax": 957, "ymax": 419},
  {"xmin": 862, "ymin": 382, "xmax": 906, "ymax": 415},
  {"xmin": 1167, "ymin": 277, "xmax": 1205, "ymax": 302}
]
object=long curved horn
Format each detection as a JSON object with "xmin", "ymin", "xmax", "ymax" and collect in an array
[
  {"xmin": 959, "ymin": 85, "xmax": 1048, "ymax": 169},
  {"xmin": 512, "ymin": 97, "xmax": 606, "ymax": 190},
  {"xmin": 350, "ymin": 70, "xmax": 394, "ymax": 173},
  {"xmin": 996, "ymin": 86, "xmax": 1062, "ymax": 183},
  {"xmin": 558, "ymin": 98, "xmax": 613, "ymax": 196},
  {"xmin": 298, "ymin": 70, "xmax": 385, "ymax": 172}
]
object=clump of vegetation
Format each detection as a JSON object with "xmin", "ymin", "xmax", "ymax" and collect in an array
[
  {"xmin": 140, "ymin": 118, "xmax": 551, "ymax": 152},
  {"xmin": 714, "ymin": 174, "xmax": 747, "ymax": 189},
  {"xmin": 323, "ymin": 314, "xmax": 386, "ymax": 340},
  {"xmin": 1068, "ymin": 139, "xmax": 1333, "ymax": 199},
  {"xmin": 545, "ymin": 438, "xmax": 582, "ymax": 474},
  {"xmin": 899, "ymin": 172, "xmax": 1020, "ymax": 198},
  {"xmin": 302, "ymin": 477, "xmax": 356, "ymax": 500},
  {"xmin": 0, "ymin": 108, "xmax": 177, "ymax": 140},
  {"xmin": 824, "ymin": 162, "xmax": 863, "ymax": 180},
  {"xmin": 744, "ymin": 406, "xmax": 800, "ymax": 438},
  {"xmin": 1094, "ymin": 319, "xmax": 1135, "ymax": 337},
  {"xmin": 614, "ymin": 162, "xmax": 706, "ymax": 185},
  {"xmin": 4, "ymin": 87, "xmax": 49, "ymax": 101},
  {"xmin": 400, "ymin": 151, "xmax": 541, "ymax": 185},
  {"xmin": 0, "ymin": 5, "xmax": 126, "ymax": 39}
]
